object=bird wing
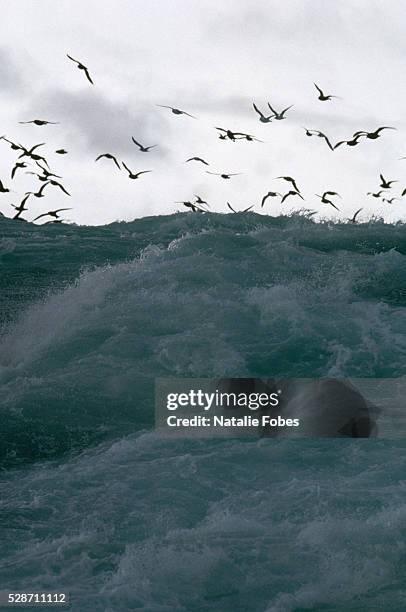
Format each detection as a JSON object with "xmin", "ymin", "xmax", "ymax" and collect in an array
[
  {"xmin": 83, "ymin": 67, "xmax": 94, "ymax": 84},
  {"xmin": 252, "ymin": 103, "xmax": 264, "ymax": 118},
  {"xmin": 122, "ymin": 162, "xmax": 131, "ymax": 174},
  {"xmin": 227, "ymin": 202, "xmax": 236, "ymax": 213},
  {"xmin": 181, "ymin": 110, "xmax": 196, "ymax": 118},
  {"xmin": 135, "ymin": 171, "xmax": 152, "ymax": 177},
  {"xmin": 33, "ymin": 212, "xmax": 49, "ymax": 221},
  {"xmin": 379, "ymin": 173, "xmax": 385, "ymax": 183},
  {"xmin": 243, "ymin": 205, "xmax": 254, "ymax": 212},
  {"xmin": 132, "ymin": 137, "xmax": 142, "ymax": 148},
  {"xmin": 281, "ymin": 105, "xmax": 294, "ymax": 116},
  {"xmin": 54, "ymin": 208, "xmax": 72, "ymax": 213},
  {"xmin": 352, "ymin": 208, "xmax": 363, "ymax": 222},
  {"xmin": 261, "ymin": 194, "xmax": 269, "ymax": 207},
  {"xmin": 267, "ymin": 102, "xmax": 277, "ymax": 115},
  {"xmin": 314, "ymin": 83, "xmax": 323, "ymax": 95},
  {"xmin": 55, "ymin": 183, "xmax": 71, "ymax": 196},
  {"xmin": 67, "ymin": 54, "xmax": 79, "ymax": 64}
]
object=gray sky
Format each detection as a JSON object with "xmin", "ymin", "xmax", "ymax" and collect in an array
[{"xmin": 1, "ymin": 0, "xmax": 406, "ymax": 225}]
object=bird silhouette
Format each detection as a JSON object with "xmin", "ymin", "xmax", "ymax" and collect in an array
[
  {"xmin": 281, "ymin": 191, "xmax": 304, "ymax": 203},
  {"xmin": 353, "ymin": 127, "xmax": 395, "ymax": 140},
  {"xmin": 261, "ymin": 192, "xmax": 281, "ymax": 207},
  {"xmin": 11, "ymin": 162, "xmax": 27, "ymax": 179},
  {"xmin": 334, "ymin": 135, "xmax": 363, "ymax": 149},
  {"xmin": 19, "ymin": 120, "xmax": 59, "ymax": 126},
  {"xmin": 34, "ymin": 208, "xmax": 72, "ymax": 221},
  {"xmin": 277, "ymin": 176, "xmax": 301, "ymax": 194},
  {"xmin": 95, "ymin": 153, "xmax": 121, "ymax": 170},
  {"xmin": 67, "ymin": 54, "xmax": 94, "ymax": 84},
  {"xmin": 55, "ymin": 149, "xmax": 68, "ymax": 154},
  {"xmin": 206, "ymin": 171, "xmax": 242, "ymax": 179},
  {"xmin": 122, "ymin": 162, "xmax": 152, "ymax": 179},
  {"xmin": 11, "ymin": 193, "xmax": 31, "ymax": 219},
  {"xmin": 350, "ymin": 208, "xmax": 363, "ymax": 223},
  {"xmin": 314, "ymin": 83, "xmax": 339, "ymax": 101},
  {"xmin": 0, "ymin": 179, "xmax": 10, "ymax": 193},
  {"xmin": 185, "ymin": 157, "xmax": 209, "ymax": 166},
  {"xmin": 379, "ymin": 174, "xmax": 397, "ymax": 189},
  {"xmin": 227, "ymin": 202, "xmax": 254, "ymax": 213},
  {"xmin": 132, "ymin": 137, "xmax": 157, "ymax": 152},
  {"xmin": 315, "ymin": 191, "xmax": 341, "ymax": 211},
  {"xmin": 367, "ymin": 190, "xmax": 385, "ymax": 198},
  {"xmin": 156, "ymin": 105, "xmax": 196, "ymax": 118},
  {"xmin": 267, "ymin": 102, "xmax": 294, "ymax": 120},
  {"xmin": 194, "ymin": 195, "xmax": 209, "ymax": 206},
  {"xmin": 252, "ymin": 103, "xmax": 273, "ymax": 123}
]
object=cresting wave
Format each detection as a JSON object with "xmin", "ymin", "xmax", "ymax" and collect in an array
[
  {"xmin": 1, "ymin": 212, "xmax": 406, "ymax": 464},
  {"xmin": 1, "ymin": 212, "xmax": 406, "ymax": 609}
]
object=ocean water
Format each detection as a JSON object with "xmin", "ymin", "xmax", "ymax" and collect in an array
[{"xmin": 1, "ymin": 212, "xmax": 406, "ymax": 611}]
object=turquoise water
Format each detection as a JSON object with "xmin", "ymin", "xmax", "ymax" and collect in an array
[{"xmin": 1, "ymin": 212, "xmax": 406, "ymax": 610}]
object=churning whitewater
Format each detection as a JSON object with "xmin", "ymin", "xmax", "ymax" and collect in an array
[{"xmin": 1, "ymin": 212, "xmax": 406, "ymax": 610}]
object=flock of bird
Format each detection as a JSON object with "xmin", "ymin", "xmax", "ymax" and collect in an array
[{"xmin": 0, "ymin": 55, "xmax": 403, "ymax": 223}]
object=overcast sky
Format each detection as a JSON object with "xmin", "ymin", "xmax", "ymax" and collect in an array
[{"xmin": 1, "ymin": 0, "xmax": 406, "ymax": 225}]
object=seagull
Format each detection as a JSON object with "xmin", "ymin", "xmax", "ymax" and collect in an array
[
  {"xmin": 17, "ymin": 143, "xmax": 49, "ymax": 167},
  {"xmin": 383, "ymin": 197, "xmax": 398, "ymax": 204},
  {"xmin": 185, "ymin": 156, "xmax": 209, "ymax": 166},
  {"xmin": 302, "ymin": 128, "xmax": 334, "ymax": 150},
  {"xmin": 261, "ymin": 191, "xmax": 281, "ymax": 207},
  {"xmin": 367, "ymin": 190, "xmax": 385, "ymax": 198},
  {"xmin": 316, "ymin": 191, "xmax": 341, "ymax": 211},
  {"xmin": 11, "ymin": 162, "xmax": 27, "ymax": 179},
  {"xmin": 379, "ymin": 174, "xmax": 397, "ymax": 189},
  {"xmin": 353, "ymin": 127, "xmax": 396, "ymax": 140},
  {"xmin": 47, "ymin": 180, "xmax": 71, "ymax": 196},
  {"xmin": 131, "ymin": 137, "xmax": 157, "ymax": 152},
  {"xmin": 122, "ymin": 162, "xmax": 152, "ymax": 179},
  {"xmin": 252, "ymin": 103, "xmax": 273, "ymax": 123},
  {"xmin": 0, "ymin": 179, "xmax": 10, "ymax": 193},
  {"xmin": 19, "ymin": 119, "xmax": 59, "ymax": 126},
  {"xmin": 28, "ymin": 165, "xmax": 62, "ymax": 181},
  {"xmin": 95, "ymin": 153, "xmax": 121, "ymax": 170},
  {"xmin": 177, "ymin": 201, "xmax": 204, "ymax": 212},
  {"xmin": 67, "ymin": 54, "xmax": 94, "ymax": 84},
  {"xmin": 1, "ymin": 136, "xmax": 23, "ymax": 151},
  {"xmin": 350, "ymin": 208, "xmax": 363, "ymax": 223},
  {"xmin": 215, "ymin": 127, "xmax": 239, "ymax": 142},
  {"xmin": 227, "ymin": 202, "xmax": 254, "ymax": 213},
  {"xmin": 314, "ymin": 83, "xmax": 339, "ymax": 101},
  {"xmin": 11, "ymin": 193, "xmax": 31, "ymax": 219},
  {"xmin": 281, "ymin": 191, "xmax": 304, "ymax": 203},
  {"xmin": 267, "ymin": 102, "xmax": 294, "ymax": 120},
  {"xmin": 234, "ymin": 133, "xmax": 263, "ymax": 142},
  {"xmin": 156, "ymin": 105, "xmax": 196, "ymax": 118},
  {"xmin": 277, "ymin": 176, "xmax": 301, "ymax": 194},
  {"xmin": 55, "ymin": 149, "xmax": 68, "ymax": 154},
  {"xmin": 34, "ymin": 208, "xmax": 72, "ymax": 222},
  {"xmin": 206, "ymin": 171, "xmax": 242, "ymax": 179},
  {"xmin": 27, "ymin": 183, "xmax": 50, "ymax": 198},
  {"xmin": 334, "ymin": 135, "xmax": 362, "ymax": 149},
  {"xmin": 194, "ymin": 195, "xmax": 209, "ymax": 206}
]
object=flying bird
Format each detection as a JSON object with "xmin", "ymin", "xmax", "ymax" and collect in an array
[
  {"xmin": 34, "ymin": 208, "xmax": 72, "ymax": 222},
  {"xmin": 383, "ymin": 197, "xmax": 398, "ymax": 204},
  {"xmin": 267, "ymin": 102, "xmax": 294, "ymax": 120},
  {"xmin": 206, "ymin": 171, "xmax": 242, "ymax": 179},
  {"xmin": 281, "ymin": 191, "xmax": 304, "ymax": 203},
  {"xmin": 131, "ymin": 137, "xmax": 157, "ymax": 152},
  {"xmin": 277, "ymin": 176, "xmax": 301, "ymax": 194},
  {"xmin": 177, "ymin": 201, "xmax": 204, "ymax": 213},
  {"xmin": 19, "ymin": 120, "xmax": 59, "ymax": 126},
  {"xmin": 227, "ymin": 202, "xmax": 254, "ymax": 213},
  {"xmin": 261, "ymin": 191, "xmax": 281, "ymax": 207},
  {"xmin": 314, "ymin": 83, "xmax": 339, "ymax": 101},
  {"xmin": 185, "ymin": 157, "xmax": 209, "ymax": 166},
  {"xmin": 252, "ymin": 103, "xmax": 273, "ymax": 123},
  {"xmin": 55, "ymin": 149, "xmax": 68, "ymax": 154},
  {"xmin": 350, "ymin": 208, "xmax": 363, "ymax": 223},
  {"xmin": 27, "ymin": 183, "xmax": 50, "ymax": 198},
  {"xmin": 303, "ymin": 128, "xmax": 334, "ymax": 150},
  {"xmin": 0, "ymin": 179, "xmax": 10, "ymax": 193},
  {"xmin": 316, "ymin": 191, "xmax": 341, "ymax": 211},
  {"xmin": 67, "ymin": 54, "xmax": 94, "ymax": 84},
  {"xmin": 11, "ymin": 193, "xmax": 31, "ymax": 219},
  {"xmin": 367, "ymin": 190, "xmax": 385, "ymax": 198},
  {"xmin": 194, "ymin": 195, "xmax": 209, "ymax": 207},
  {"xmin": 122, "ymin": 162, "xmax": 151, "ymax": 179},
  {"xmin": 156, "ymin": 105, "xmax": 196, "ymax": 118},
  {"xmin": 379, "ymin": 174, "xmax": 397, "ymax": 189},
  {"xmin": 95, "ymin": 153, "xmax": 121, "ymax": 170},
  {"xmin": 334, "ymin": 135, "xmax": 363, "ymax": 149},
  {"xmin": 11, "ymin": 162, "xmax": 27, "ymax": 179},
  {"xmin": 353, "ymin": 127, "xmax": 396, "ymax": 140}
]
